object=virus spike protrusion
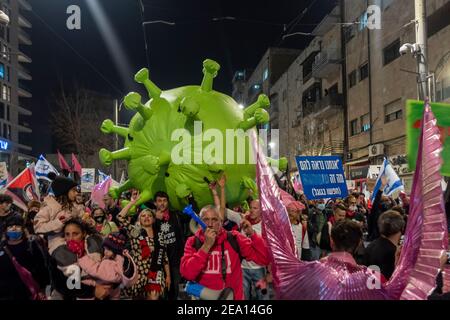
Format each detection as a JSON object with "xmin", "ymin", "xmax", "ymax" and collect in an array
[
  {"xmin": 200, "ymin": 59, "xmax": 220, "ymax": 92},
  {"xmin": 100, "ymin": 119, "xmax": 129, "ymax": 138},
  {"xmin": 134, "ymin": 68, "xmax": 162, "ymax": 99},
  {"xmin": 133, "ymin": 188, "xmax": 153, "ymax": 209},
  {"xmin": 238, "ymin": 108, "xmax": 269, "ymax": 131},
  {"xmin": 124, "ymin": 92, "xmax": 153, "ymax": 120},
  {"xmin": 180, "ymin": 97, "xmax": 200, "ymax": 118},
  {"xmin": 99, "ymin": 147, "xmax": 131, "ymax": 167},
  {"xmin": 175, "ymin": 183, "xmax": 192, "ymax": 199},
  {"xmin": 109, "ymin": 179, "xmax": 133, "ymax": 199},
  {"xmin": 266, "ymin": 157, "xmax": 288, "ymax": 172},
  {"xmin": 243, "ymin": 94, "xmax": 270, "ymax": 120},
  {"xmin": 240, "ymin": 176, "xmax": 258, "ymax": 199}
]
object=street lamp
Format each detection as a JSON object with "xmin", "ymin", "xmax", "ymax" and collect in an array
[{"xmin": 140, "ymin": 19, "xmax": 176, "ymax": 68}]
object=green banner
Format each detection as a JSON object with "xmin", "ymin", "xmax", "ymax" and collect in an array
[{"xmin": 406, "ymin": 100, "xmax": 450, "ymax": 176}]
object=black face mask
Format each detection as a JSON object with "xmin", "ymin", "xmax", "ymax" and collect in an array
[{"xmin": 94, "ymin": 216, "xmax": 105, "ymax": 223}]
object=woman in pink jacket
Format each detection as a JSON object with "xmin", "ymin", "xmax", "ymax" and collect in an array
[
  {"xmin": 34, "ymin": 174, "xmax": 84, "ymax": 255},
  {"xmin": 77, "ymin": 231, "xmax": 138, "ymax": 300}
]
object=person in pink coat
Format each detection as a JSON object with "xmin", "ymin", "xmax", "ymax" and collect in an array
[
  {"xmin": 78, "ymin": 231, "xmax": 138, "ymax": 300},
  {"xmin": 34, "ymin": 174, "xmax": 84, "ymax": 255}
]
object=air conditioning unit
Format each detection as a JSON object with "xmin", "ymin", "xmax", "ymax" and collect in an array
[{"xmin": 369, "ymin": 144, "xmax": 384, "ymax": 157}]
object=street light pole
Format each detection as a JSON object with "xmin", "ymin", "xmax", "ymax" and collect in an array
[{"xmin": 415, "ymin": 0, "xmax": 429, "ymax": 100}]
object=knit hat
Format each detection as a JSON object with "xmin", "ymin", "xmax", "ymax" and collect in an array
[
  {"xmin": 102, "ymin": 231, "xmax": 126, "ymax": 255},
  {"xmin": 48, "ymin": 173, "xmax": 78, "ymax": 197},
  {"xmin": 5, "ymin": 214, "xmax": 25, "ymax": 228},
  {"xmin": 27, "ymin": 200, "xmax": 41, "ymax": 210}
]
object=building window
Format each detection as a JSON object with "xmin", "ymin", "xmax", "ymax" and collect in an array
[
  {"xmin": 6, "ymin": 86, "xmax": 10, "ymax": 102},
  {"xmin": 6, "ymin": 66, "xmax": 9, "ymax": 81},
  {"xmin": 383, "ymin": 39, "xmax": 400, "ymax": 66},
  {"xmin": 436, "ymin": 77, "xmax": 450, "ymax": 102},
  {"xmin": 2, "ymin": 84, "xmax": 6, "ymax": 101},
  {"xmin": 0, "ymin": 102, "xmax": 4, "ymax": 119},
  {"xmin": 385, "ymin": 99, "xmax": 403, "ymax": 123},
  {"xmin": 0, "ymin": 63, "xmax": 3, "ymax": 79},
  {"xmin": 7, "ymin": 124, "xmax": 10, "ymax": 140},
  {"xmin": 2, "ymin": 123, "xmax": 6, "ymax": 139},
  {"xmin": 361, "ymin": 113, "xmax": 370, "ymax": 132},
  {"xmin": 428, "ymin": 1, "xmax": 450, "ymax": 37},
  {"xmin": 348, "ymin": 70, "xmax": 357, "ymax": 88},
  {"xmin": 6, "ymin": 104, "xmax": 9, "ymax": 121},
  {"xmin": 359, "ymin": 63, "xmax": 369, "ymax": 81},
  {"xmin": 263, "ymin": 68, "xmax": 269, "ymax": 82},
  {"xmin": 350, "ymin": 119, "xmax": 359, "ymax": 136}
]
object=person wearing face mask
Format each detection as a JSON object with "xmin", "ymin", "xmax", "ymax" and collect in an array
[
  {"xmin": 48, "ymin": 218, "xmax": 108, "ymax": 300},
  {"xmin": 34, "ymin": 173, "xmax": 84, "ymax": 255},
  {"xmin": 0, "ymin": 215, "xmax": 49, "ymax": 300},
  {"xmin": 92, "ymin": 207, "xmax": 118, "ymax": 237},
  {"xmin": 0, "ymin": 194, "xmax": 19, "ymax": 235}
]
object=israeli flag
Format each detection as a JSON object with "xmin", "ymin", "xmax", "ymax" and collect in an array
[
  {"xmin": 98, "ymin": 170, "xmax": 109, "ymax": 184},
  {"xmin": 36, "ymin": 155, "xmax": 59, "ymax": 181},
  {"xmin": 370, "ymin": 158, "xmax": 404, "ymax": 203}
]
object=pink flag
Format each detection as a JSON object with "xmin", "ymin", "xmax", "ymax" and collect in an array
[
  {"xmin": 71, "ymin": 153, "xmax": 82, "ymax": 176},
  {"xmin": 89, "ymin": 177, "xmax": 112, "ymax": 209},
  {"xmin": 57, "ymin": 150, "xmax": 71, "ymax": 173}
]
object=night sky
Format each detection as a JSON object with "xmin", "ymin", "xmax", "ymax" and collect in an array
[{"xmin": 28, "ymin": 0, "xmax": 336, "ymax": 156}]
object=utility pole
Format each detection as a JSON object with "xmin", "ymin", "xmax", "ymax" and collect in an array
[{"xmin": 415, "ymin": 0, "xmax": 429, "ymax": 100}]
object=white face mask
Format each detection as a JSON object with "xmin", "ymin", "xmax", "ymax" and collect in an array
[
  {"xmin": 349, "ymin": 205, "xmax": 357, "ymax": 212},
  {"xmin": 317, "ymin": 203, "xmax": 325, "ymax": 211}
]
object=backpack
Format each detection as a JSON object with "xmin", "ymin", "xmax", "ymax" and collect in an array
[{"xmin": 192, "ymin": 231, "xmax": 243, "ymax": 282}]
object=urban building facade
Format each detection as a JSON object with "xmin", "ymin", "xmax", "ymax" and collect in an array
[
  {"xmin": 235, "ymin": 1, "xmax": 450, "ymax": 193},
  {"xmin": 344, "ymin": 0, "xmax": 450, "ymax": 192},
  {"xmin": 0, "ymin": 0, "xmax": 33, "ymax": 175}
]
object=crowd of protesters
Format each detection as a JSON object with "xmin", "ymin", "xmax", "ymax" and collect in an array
[{"xmin": 1, "ymin": 171, "xmax": 449, "ymax": 300}]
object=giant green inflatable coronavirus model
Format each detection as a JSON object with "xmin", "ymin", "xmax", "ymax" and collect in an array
[{"xmin": 99, "ymin": 59, "xmax": 287, "ymax": 211}]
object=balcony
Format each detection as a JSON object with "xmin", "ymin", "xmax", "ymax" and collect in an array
[
  {"xmin": 18, "ymin": 124, "xmax": 32, "ymax": 133},
  {"xmin": 312, "ymin": 48, "xmax": 341, "ymax": 78},
  {"xmin": 322, "ymin": 140, "xmax": 344, "ymax": 156},
  {"xmin": 18, "ymin": 85, "xmax": 32, "ymax": 98},
  {"xmin": 18, "ymin": 51, "xmax": 32, "ymax": 64},
  {"xmin": 17, "ymin": 105, "xmax": 32, "ymax": 116},
  {"xmin": 303, "ymin": 93, "xmax": 343, "ymax": 118},
  {"xmin": 19, "ymin": 30, "xmax": 32, "ymax": 45},
  {"xmin": 19, "ymin": 14, "xmax": 32, "ymax": 28},
  {"xmin": 18, "ymin": 65, "xmax": 32, "ymax": 81},
  {"xmin": 19, "ymin": 0, "xmax": 32, "ymax": 11}
]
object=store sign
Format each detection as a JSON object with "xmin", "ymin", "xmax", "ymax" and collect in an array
[
  {"xmin": 349, "ymin": 166, "xmax": 369, "ymax": 180},
  {"xmin": 0, "ymin": 140, "xmax": 9, "ymax": 150},
  {"xmin": 388, "ymin": 154, "xmax": 411, "ymax": 175}
]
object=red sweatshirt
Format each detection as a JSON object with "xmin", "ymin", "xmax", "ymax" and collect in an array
[{"xmin": 180, "ymin": 228, "xmax": 269, "ymax": 300}]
